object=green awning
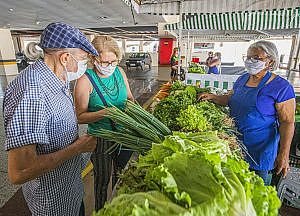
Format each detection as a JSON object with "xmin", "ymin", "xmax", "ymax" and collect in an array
[{"xmin": 165, "ymin": 7, "xmax": 300, "ymax": 31}]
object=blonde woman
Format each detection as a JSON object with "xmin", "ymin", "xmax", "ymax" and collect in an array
[{"xmin": 74, "ymin": 35, "xmax": 134, "ymax": 210}]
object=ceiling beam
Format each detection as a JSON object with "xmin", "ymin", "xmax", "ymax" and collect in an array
[{"xmin": 113, "ymin": 27, "xmax": 156, "ymax": 40}]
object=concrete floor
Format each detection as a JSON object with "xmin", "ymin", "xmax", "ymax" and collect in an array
[{"xmin": 0, "ymin": 65, "xmax": 299, "ymax": 215}]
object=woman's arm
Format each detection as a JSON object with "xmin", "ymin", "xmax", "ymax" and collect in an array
[
  {"xmin": 118, "ymin": 67, "xmax": 134, "ymax": 101},
  {"xmin": 198, "ymin": 92, "xmax": 232, "ymax": 106},
  {"xmin": 8, "ymin": 135, "xmax": 96, "ymax": 184},
  {"xmin": 205, "ymin": 58, "xmax": 211, "ymax": 66},
  {"xmin": 275, "ymin": 98, "xmax": 296, "ymax": 177},
  {"xmin": 74, "ymin": 74, "xmax": 106, "ymax": 124},
  {"xmin": 207, "ymin": 59, "xmax": 221, "ymax": 67}
]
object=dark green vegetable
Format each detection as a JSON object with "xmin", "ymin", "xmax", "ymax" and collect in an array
[{"xmin": 296, "ymin": 103, "xmax": 300, "ymax": 115}]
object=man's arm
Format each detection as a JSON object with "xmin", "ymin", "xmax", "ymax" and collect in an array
[{"xmin": 8, "ymin": 135, "xmax": 96, "ymax": 184}]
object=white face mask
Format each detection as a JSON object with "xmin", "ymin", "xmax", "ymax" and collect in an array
[
  {"xmin": 95, "ymin": 63, "xmax": 116, "ymax": 77},
  {"xmin": 64, "ymin": 54, "xmax": 88, "ymax": 81},
  {"xmin": 244, "ymin": 58, "xmax": 266, "ymax": 75}
]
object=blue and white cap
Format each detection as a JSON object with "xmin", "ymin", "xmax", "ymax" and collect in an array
[{"xmin": 40, "ymin": 22, "xmax": 98, "ymax": 56}]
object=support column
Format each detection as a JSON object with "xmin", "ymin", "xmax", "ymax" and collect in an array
[
  {"xmin": 287, "ymin": 31, "xmax": 300, "ymax": 79},
  {"xmin": 0, "ymin": 29, "xmax": 18, "ymax": 83},
  {"xmin": 12, "ymin": 35, "xmax": 22, "ymax": 53},
  {"xmin": 139, "ymin": 41, "xmax": 143, "ymax": 52},
  {"xmin": 177, "ymin": 0, "xmax": 183, "ymax": 75},
  {"xmin": 122, "ymin": 39, "xmax": 126, "ymax": 56}
]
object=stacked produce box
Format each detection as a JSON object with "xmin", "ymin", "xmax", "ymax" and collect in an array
[{"xmin": 92, "ymin": 81, "xmax": 281, "ymax": 216}]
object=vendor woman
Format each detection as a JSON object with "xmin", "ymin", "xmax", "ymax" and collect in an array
[{"xmin": 199, "ymin": 40, "xmax": 295, "ymax": 185}]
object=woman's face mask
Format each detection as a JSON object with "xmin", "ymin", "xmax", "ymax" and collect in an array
[
  {"xmin": 244, "ymin": 58, "xmax": 267, "ymax": 75},
  {"xmin": 94, "ymin": 52, "xmax": 118, "ymax": 77},
  {"xmin": 94, "ymin": 62, "xmax": 116, "ymax": 77},
  {"xmin": 64, "ymin": 54, "xmax": 88, "ymax": 81}
]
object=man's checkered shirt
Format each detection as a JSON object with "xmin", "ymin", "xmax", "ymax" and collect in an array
[{"xmin": 4, "ymin": 60, "xmax": 84, "ymax": 216}]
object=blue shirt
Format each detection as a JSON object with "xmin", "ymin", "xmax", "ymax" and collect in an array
[
  {"xmin": 256, "ymin": 75, "xmax": 295, "ymax": 115},
  {"xmin": 229, "ymin": 72, "xmax": 295, "ymax": 170},
  {"xmin": 208, "ymin": 66, "xmax": 219, "ymax": 74},
  {"xmin": 233, "ymin": 73, "xmax": 295, "ymax": 116},
  {"xmin": 4, "ymin": 60, "xmax": 84, "ymax": 216}
]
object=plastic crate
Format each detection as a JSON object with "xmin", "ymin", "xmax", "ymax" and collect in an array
[
  {"xmin": 290, "ymin": 121, "xmax": 300, "ymax": 156},
  {"xmin": 290, "ymin": 154, "xmax": 300, "ymax": 168},
  {"xmin": 277, "ymin": 156, "xmax": 300, "ymax": 209}
]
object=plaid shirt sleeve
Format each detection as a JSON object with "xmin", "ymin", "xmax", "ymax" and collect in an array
[{"xmin": 5, "ymin": 98, "xmax": 49, "ymax": 151}]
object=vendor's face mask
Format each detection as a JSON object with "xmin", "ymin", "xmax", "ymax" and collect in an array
[
  {"xmin": 64, "ymin": 54, "xmax": 88, "ymax": 81},
  {"xmin": 244, "ymin": 58, "xmax": 266, "ymax": 75}
]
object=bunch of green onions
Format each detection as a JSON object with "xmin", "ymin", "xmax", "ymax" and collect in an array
[{"xmin": 91, "ymin": 100, "xmax": 172, "ymax": 153}]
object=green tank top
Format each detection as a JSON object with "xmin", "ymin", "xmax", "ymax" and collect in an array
[{"xmin": 86, "ymin": 67, "xmax": 127, "ymax": 133}]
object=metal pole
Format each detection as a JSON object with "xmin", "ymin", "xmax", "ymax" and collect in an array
[
  {"xmin": 293, "ymin": 30, "xmax": 300, "ymax": 70},
  {"xmin": 287, "ymin": 31, "xmax": 300, "ymax": 79},
  {"xmin": 191, "ymin": 36, "xmax": 194, "ymax": 65},
  {"xmin": 177, "ymin": 0, "xmax": 183, "ymax": 78},
  {"xmin": 187, "ymin": 31, "xmax": 190, "ymax": 68},
  {"xmin": 287, "ymin": 35, "xmax": 296, "ymax": 76}
]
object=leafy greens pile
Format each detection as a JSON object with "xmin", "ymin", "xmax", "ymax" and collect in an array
[
  {"xmin": 95, "ymin": 132, "xmax": 281, "ymax": 216},
  {"xmin": 153, "ymin": 81, "xmax": 232, "ymax": 132}
]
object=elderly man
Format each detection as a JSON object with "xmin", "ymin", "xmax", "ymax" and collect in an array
[{"xmin": 3, "ymin": 22, "xmax": 98, "ymax": 216}]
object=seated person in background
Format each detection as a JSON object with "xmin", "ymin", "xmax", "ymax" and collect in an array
[
  {"xmin": 207, "ymin": 52, "xmax": 221, "ymax": 74},
  {"xmin": 170, "ymin": 48, "xmax": 179, "ymax": 81}
]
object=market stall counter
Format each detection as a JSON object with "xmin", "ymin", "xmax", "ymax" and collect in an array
[{"xmin": 92, "ymin": 81, "xmax": 290, "ymax": 216}]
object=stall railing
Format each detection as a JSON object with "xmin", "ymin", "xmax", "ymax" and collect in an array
[{"xmin": 185, "ymin": 73, "xmax": 240, "ymax": 90}]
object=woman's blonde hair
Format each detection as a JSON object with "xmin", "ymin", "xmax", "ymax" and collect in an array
[{"xmin": 89, "ymin": 36, "xmax": 122, "ymax": 67}]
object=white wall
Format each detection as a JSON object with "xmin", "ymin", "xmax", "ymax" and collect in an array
[
  {"xmin": 0, "ymin": 29, "xmax": 18, "ymax": 76},
  {"xmin": 214, "ymin": 42, "xmax": 250, "ymax": 66},
  {"xmin": 179, "ymin": 38, "xmax": 293, "ymax": 67}
]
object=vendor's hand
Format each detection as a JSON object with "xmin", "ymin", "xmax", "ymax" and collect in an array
[
  {"xmin": 198, "ymin": 93, "xmax": 215, "ymax": 101},
  {"xmin": 274, "ymin": 153, "xmax": 290, "ymax": 177},
  {"xmin": 75, "ymin": 134, "xmax": 97, "ymax": 153}
]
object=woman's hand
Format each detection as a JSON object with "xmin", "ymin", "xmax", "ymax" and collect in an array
[
  {"xmin": 198, "ymin": 93, "xmax": 230, "ymax": 106},
  {"xmin": 274, "ymin": 152, "xmax": 290, "ymax": 177},
  {"xmin": 198, "ymin": 93, "xmax": 215, "ymax": 101}
]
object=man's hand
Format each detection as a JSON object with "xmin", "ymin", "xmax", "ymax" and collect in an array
[{"xmin": 75, "ymin": 134, "xmax": 97, "ymax": 153}]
